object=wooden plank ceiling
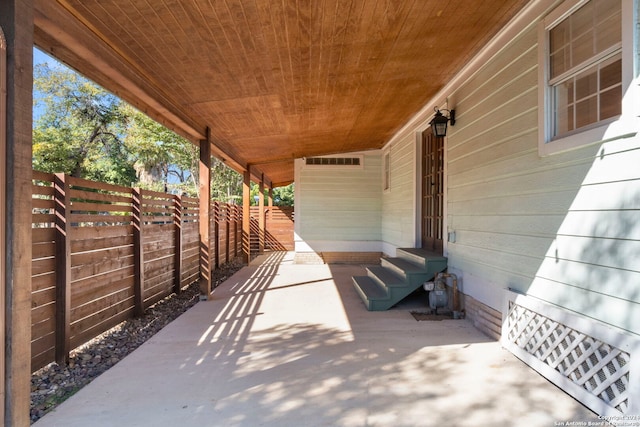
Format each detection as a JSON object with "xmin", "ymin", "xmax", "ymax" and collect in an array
[{"xmin": 34, "ymin": 0, "xmax": 529, "ymax": 187}]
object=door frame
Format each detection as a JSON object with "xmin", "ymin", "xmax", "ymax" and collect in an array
[{"xmin": 415, "ymin": 128, "xmax": 449, "ymax": 255}]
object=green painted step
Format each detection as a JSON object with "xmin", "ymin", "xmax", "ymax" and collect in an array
[
  {"xmin": 352, "ymin": 248, "xmax": 447, "ymax": 311},
  {"xmin": 352, "ymin": 276, "xmax": 390, "ymax": 311},
  {"xmin": 397, "ymin": 248, "xmax": 447, "ymax": 269}
]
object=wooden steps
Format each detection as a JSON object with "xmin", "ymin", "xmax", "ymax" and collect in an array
[{"xmin": 352, "ymin": 248, "xmax": 447, "ymax": 311}]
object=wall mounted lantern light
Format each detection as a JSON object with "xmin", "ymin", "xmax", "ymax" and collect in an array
[{"xmin": 429, "ymin": 107, "xmax": 456, "ymax": 137}]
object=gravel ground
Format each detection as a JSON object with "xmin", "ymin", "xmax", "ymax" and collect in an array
[{"xmin": 30, "ymin": 259, "xmax": 244, "ymax": 424}]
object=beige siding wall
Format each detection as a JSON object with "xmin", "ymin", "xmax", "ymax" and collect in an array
[
  {"xmin": 295, "ymin": 152, "xmax": 382, "ymax": 247},
  {"xmin": 381, "ymin": 135, "xmax": 417, "ymax": 254},
  {"xmin": 446, "ymin": 24, "xmax": 640, "ymax": 335}
]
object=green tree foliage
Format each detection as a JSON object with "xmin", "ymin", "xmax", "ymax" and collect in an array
[
  {"xmin": 211, "ymin": 158, "xmax": 243, "ymax": 203},
  {"xmin": 249, "ymin": 183, "xmax": 294, "ymax": 206},
  {"xmin": 123, "ymin": 105, "xmax": 200, "ymax": 195},
  {"xmin": 273, "ymin": 184, "xmax": 294, "ymax": 206},
  {"xmin": 33, "ymin": 63, "xmax": 136, "ymax": 186}
]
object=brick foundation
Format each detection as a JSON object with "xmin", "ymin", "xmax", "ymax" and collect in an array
[{"xmin": 293, "ymin": 251, "xmax": 382, "ymax": 265}]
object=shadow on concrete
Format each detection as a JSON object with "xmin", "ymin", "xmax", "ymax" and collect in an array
[{"xmin": 34, "ymin": 251, "xmax": 597, "ymax": 427}]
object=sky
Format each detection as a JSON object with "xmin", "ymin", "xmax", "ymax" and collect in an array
[
  {"xmin": 33, "ymin": 47, "xmax": 60, "ymax": 121},
  {"xmin": 33, "ymin": 47, "xmax": 53, "ymax": 67}
]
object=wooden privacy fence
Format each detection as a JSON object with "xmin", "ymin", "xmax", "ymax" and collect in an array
[
  {"xmin": 31, "ymin": 171, "xmax": 242, "ymax": 371},
  {"xmin": 250, "ymin": 206, "xmax": 295, "ymax": 252}
]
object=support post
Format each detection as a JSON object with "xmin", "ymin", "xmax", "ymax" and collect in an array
[
  {"xmin": 1, "ymin": 1, "xmax": 33, "ymax": 424},
  {"xmin": 0, "ymin": 24, "xmax": 7, "ymax": 426},
  {"xmin": 213, "ymin": 201, "xmax": 220, "ymax": 269},
  {"xmin": 258, "ymin": 176, "xmax": 265, "ymax": 254},
  {"xmin": 242, "ymin": 169, "xmax": 251, "ymax": 264},
  {"xmin": 199, "ymin": 136, "xmax": 212, "ymax": 298},
  {"xmin": 233, "ymin": 204, "xmax": 239, "ymax": 258},
  {"xmin": 268, "ymin": 187, "xmax": 274, "ymax": 222},
  {"xmin": 173, "ymin": 194, "xmax": 182, "ymax": 294},
  {"xmin": 132, "ymin": 188, "xmax": 144, "ymax": 316}
]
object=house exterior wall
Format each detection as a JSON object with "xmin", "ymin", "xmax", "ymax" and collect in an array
[
  {"xmin": 377, "ymin": 0, "xmax": 640, "ymax": 338},
  {"xmin": 292, "ymin": 0, "xmax": 640, "ymax": 339},
  {"xmin": 294, "ymin": 152, "xmax": 383, "ymax": 261},
  {"xmin": 446, "ymin": 1, "xmax": 640, "ymax": 337},
  {"xmin": 291, "ymin": 0, "xmax": 640, "ymax": 413},
  {"xmin": 381, "ymin": 135, "xmax": 418, "ymax": 256},
  {"xmin": 446, "ymin": 25, "xmax": 544, "ymax": 312}
]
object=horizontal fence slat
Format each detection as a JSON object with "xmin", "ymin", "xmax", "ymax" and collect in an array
[
  {"xmin": 69, "ymin": 201, "xmax": 132, "ymax": 213},
  {"xmin": 71, "ymin": 245, "xmax": 134, "ymax": 267},
  {"xmin": 32, "ymin": 170, "xmax": 55, "ymax": 182},
  {"xmin": 31, "ymin": 272, "xmax": 56, "ymax": 293},
  {"xmin": 70, "ymin": 214, "xmax": 133, "ymax": 224},
  {"xmin": 71, "ymin": 255, "xmax": 135, "ymax": 282},
  {"xmin": 72, "ymin": 224, "xmax": 133, "ymax": 240},
  {"xmin": 71, "ymin": 236, "xmax": 134, "ymax": 253},
  {"xmin": 70, "ymin": 188, "xmax": 132, "ymax": 204},
  {"xmin": 32, "ymin": 257, "xmax": 56, "ymax": 276},
  {"xmin": 32, "ymin": 198, "xmax": 54, "ymax": 210},
  {"xmin": 32, "ymin": 214, "xmax": 55, "ymax": 225},
  {"xmin": 32, "ymin": 241, "xmax": 56, "ymax": 259},
  {"xmin": 67, "ymin": 176, "xmax": 131, "ymax": 194}
]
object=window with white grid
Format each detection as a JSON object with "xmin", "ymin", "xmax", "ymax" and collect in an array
[
  {"xmin": 548, "ymin": 0, "xmax": 621, "ymax": 136},
  {"xmin": 538, "ymin": 0, "xmax": 635, "ymax": 156}
]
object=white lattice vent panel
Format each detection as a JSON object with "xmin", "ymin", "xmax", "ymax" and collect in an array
[{"xmin": 502, "ymin": 291, "xmax": 640, "ymax": 419}]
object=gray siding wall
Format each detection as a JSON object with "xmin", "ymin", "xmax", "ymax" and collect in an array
[{"xmin": 446, "ymin": 24, "xmax": 640, "ymax": 335}]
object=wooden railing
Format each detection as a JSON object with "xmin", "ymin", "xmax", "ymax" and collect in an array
[{"xmin": 31, "ymin": 171, "xmax": 242, "ymax": 371}]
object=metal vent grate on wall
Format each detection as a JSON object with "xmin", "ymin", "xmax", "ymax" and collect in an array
[
  {"xmin": 502, "ymin": 290, "xmax": 640, "ymax": 419},
  {"xmin": 305, "ymin": 157, "xmax": 361, "ymax": 166}
]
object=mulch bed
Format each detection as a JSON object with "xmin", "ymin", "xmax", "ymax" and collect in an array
[{"xmin": 410, "ymin": 311, "xmax": 454, "ymax": 321}]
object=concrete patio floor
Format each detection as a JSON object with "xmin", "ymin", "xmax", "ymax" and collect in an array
[{"xmin": 34, "ymin": 251, "xmax": 599, "ymax": 427}]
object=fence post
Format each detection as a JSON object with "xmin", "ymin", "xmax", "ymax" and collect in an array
[
  {"xmin": 132, "ymin": 187, "xmax": 144, "ymax": 316},
  {"xmin": 258, "ymin": 178, "xmax": 265, "ymax": 253},
  {"xmin": 54, "ymin": 173, "xmax": 71, "ymax": 365},
  {"xmin": 173, "ymin": 194, "xmax": 182, "ymax": 294},
  {"xmin": 235, "ymin": 205, "xmax": 242, "ymax": 257}
]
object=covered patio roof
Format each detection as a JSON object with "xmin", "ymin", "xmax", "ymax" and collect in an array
[{"xmin": 33, "ymin": 0, "xmax": 529, "ymax": 187}]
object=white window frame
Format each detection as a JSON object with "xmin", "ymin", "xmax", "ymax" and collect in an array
[
  {"xmin": 538, "ymin": 0, "xmax": 637, "ymax": 156},
  {"xmin": 383, "ymin": 150, "xmax": 390, "ymax": 192}
]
